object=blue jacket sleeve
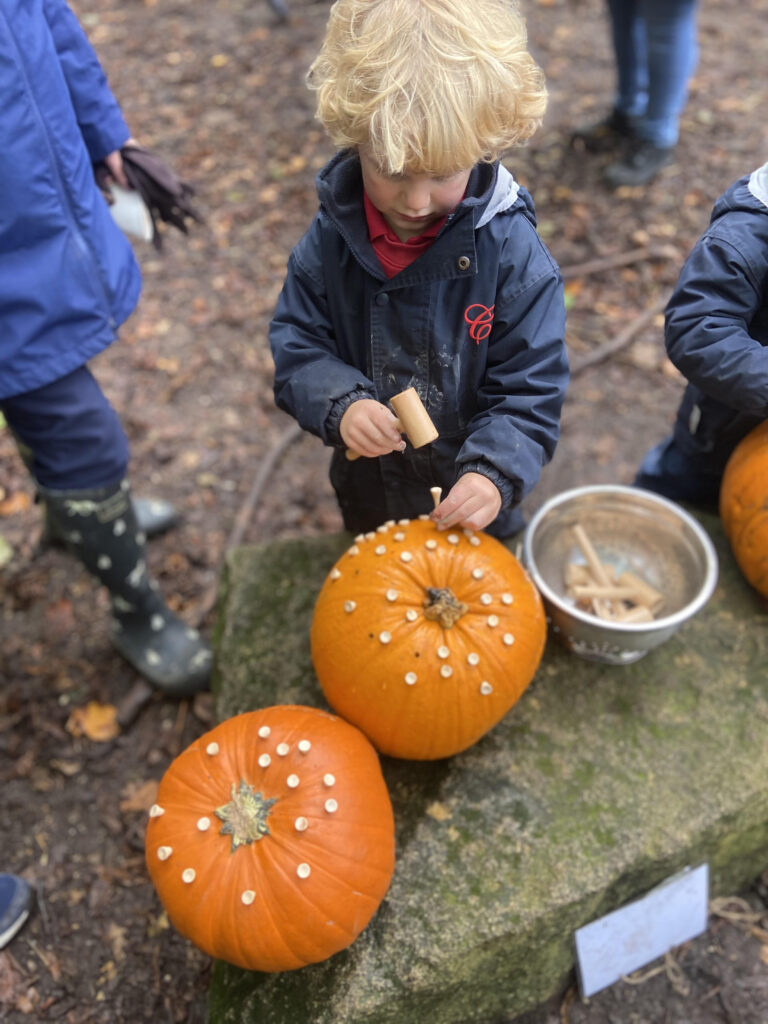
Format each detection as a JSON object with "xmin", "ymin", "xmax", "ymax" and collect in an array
[
  {"xmin": 456, "ymin": 235, "xmax": 569, "ymax": 508},
  {"xmin": 43, "ymin": 0, "xmax": 130, "ymax": 162},
  {"xmin": 270, "ymin": 223, "xmax": 376, "ymax": 445},
  {"xmin": 665, "ymin": 234, "xmax": 768, "ymax": 417}
]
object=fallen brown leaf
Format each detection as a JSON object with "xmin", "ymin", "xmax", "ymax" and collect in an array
[
  {"xmin": 426, "ymin": 801, "xmax": 452, "ymax": 822},
  {"xmin": 0, "ymin": 491, "xmax": 32, "ymax": 516},
  {"xmin": 107, "ymin": 923, "xmax": 127, "ymax": 962},
  {"xmin": 119, "ymin": 778, "xmax": 159, "ymax": 813},
  {"xmin": 65, "ymin": 702, "xmax": 120, "ymax": 742}
]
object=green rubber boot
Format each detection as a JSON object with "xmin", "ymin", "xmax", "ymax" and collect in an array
[
  {"xmin": 42, "ymin": 494, "xmax": 179, "ymax": 549},
  {"xmin": 42, "ymin": 479, "xmax": 211, "ymax": 696},
  {"xmin": 10, "ymin": 431, "xmax": 178, "ymax": 548}
]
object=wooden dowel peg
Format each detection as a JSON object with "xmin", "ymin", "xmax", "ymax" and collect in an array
[
  {"xmin": 572, "ymin": 523, "xmax": 611, "ymax": 587},
  {"xmin": 430, "ymin": 486, "xmax": 442, "ymax": 509}
]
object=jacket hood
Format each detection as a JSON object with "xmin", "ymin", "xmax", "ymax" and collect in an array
[
  {"xmin": 315, "ymin": 150, "xmax": 529, "ymax": 233},
  {"xmin": 475, "ymin": 163, "xmax": 522, "ymax": 227},
  {"xmin": 748, "ymin": 161, "xmax": 768, "ymax": 210},
  {"xmin": 710, "ymin": 161, "xmax": 768, "ymax": 224}
]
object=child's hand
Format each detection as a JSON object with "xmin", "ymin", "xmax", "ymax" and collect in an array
[
  {"xmin": 431, "ymin": 473, "xmax": 502, "ymax": 532},
  {"xmin": 340, "ymin": 399, "xmax": 406, "ymax": 459}
]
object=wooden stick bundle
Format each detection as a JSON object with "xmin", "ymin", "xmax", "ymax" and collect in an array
[{"xmin": 565, "ymin": 524, "xmax": 664, "ymax": 623}]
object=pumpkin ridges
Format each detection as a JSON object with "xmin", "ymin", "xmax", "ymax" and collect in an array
[
  {"xmin": 146, "ymin": 706, "xmax": 395, "ymax": 972},
  {"xmin": 252, "ymin": 833, "xmax": 362, "ymax": 966},
  {"xmin": 227, "ymin": 858, "xmax": 304, "ymax": 971},
  {"xmin": 149, "ymin": 763, "xmax": 296, "ymax": 970},
  {"xmin": 267, "ymin": 783, "xmax": 396, "ymax": 888},
  {"xmin": 312, "ymin": 519, "xmax": 547, "ymax": 760}
]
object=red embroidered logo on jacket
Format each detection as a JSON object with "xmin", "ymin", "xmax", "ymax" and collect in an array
[{"xmin": 464, "ymin": 303, "xmax": 495, "ymax": 343}]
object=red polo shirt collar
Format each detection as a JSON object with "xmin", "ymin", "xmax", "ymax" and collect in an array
[{"xmin": 363, "ymin": 192, "xmax": 447, "ymax": 278}]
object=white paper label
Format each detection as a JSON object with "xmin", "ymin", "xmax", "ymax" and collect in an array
[{"xmin": 574, "ymin": 863, "xmax": 709, "ymax": 998}]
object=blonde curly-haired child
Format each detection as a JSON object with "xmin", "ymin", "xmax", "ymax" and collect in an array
[{"xmin": 270, "ymin": 0, "xmax": 569, "ymax": 536}]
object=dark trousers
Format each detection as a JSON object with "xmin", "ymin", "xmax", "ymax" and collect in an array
[{"xmin": 1, "ymin": 365, "xmax": 129, "ymax": 490}]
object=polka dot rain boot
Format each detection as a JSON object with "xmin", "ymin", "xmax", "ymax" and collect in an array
[
  {"xmin": 11, "ymin": 429, "xmax": 179, "ymax": 549},
  {"xmin": 41, "ymin": 479, "xmax": 211, "ymax": 696},
  {"xmin": 42, "ymin": 494, "xmax": 179, "ymax": 549}
]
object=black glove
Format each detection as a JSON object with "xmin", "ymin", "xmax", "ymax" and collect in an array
[{"xmin": 94, "ymin": 144, "xmax": 201, "ymax": 250}]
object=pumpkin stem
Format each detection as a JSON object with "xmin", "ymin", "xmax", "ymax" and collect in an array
[
  {"xmin": 215, "ymin": 780, "xmax": 277, "ymax": 853},
  {"xmin": 423, "ymin": 586, "xmax": 468, "ymax": 629}
]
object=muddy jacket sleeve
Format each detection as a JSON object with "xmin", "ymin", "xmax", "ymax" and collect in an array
[
  {"xmin": 456, "ymin": 236, "xmax": 569, "ymax": 508},
  {"xmin": 43, "ymin": 0, "xmax": 130, "ymax": 161},
  {"xmin": 665, "ymin": 233, "xmax": 768, "ymax": 417},
  {"xmin": 270, "ymin": 221, "xmax": 376, "ymax": 445}
]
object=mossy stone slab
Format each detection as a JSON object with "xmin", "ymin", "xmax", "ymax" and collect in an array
[{"xmin": 208, "ymin": 514, "xmax": 768, "ymax": 1024}]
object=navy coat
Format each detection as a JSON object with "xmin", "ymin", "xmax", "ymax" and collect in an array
[
  {"xmin": 270, "ymin": 151, "xmax": 568, "ymax": 532},
  {"xmin": 0, "ymin": 0, "xmax": 141, "ymax": 400},
  {"xmin": 666, "ymin": 162, "xmax": 768, "ymax": 472}
]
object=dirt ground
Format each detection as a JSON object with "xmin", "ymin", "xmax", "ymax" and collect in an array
[{"xmin": 1, "ymin": 0, "xmax": 767, "ymax": 1021}]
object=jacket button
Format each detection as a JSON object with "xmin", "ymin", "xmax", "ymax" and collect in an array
[
  {"xmin": 376, "ymin": 293, "xmax": 389, "ymax": 306},
  {"xmin": 457, "ymin": 256, "xmax": 471, "ymax": 271}
]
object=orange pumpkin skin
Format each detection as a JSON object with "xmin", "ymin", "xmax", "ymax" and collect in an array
[
  {"xmin": 720, "ymin": 420, "xmax": 768, "ymax": 599},
  {"xmin": 311, "ymin": 517, "xmax": 546, "ymax": 760},
  {"xmin": 145, "ymin": 705, "xmax": 395, "ymax": 972}
]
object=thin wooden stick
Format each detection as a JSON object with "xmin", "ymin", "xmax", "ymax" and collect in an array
[
  {"xmin": 559, "ymin": 245, "xmax": 678, "ymax": 280},
  {"xmin": 193, "ymin": 421, "xmax": 303, "ymax": 626},
  {"xmin": 570, "ymin": 295, "xmax": 668, "ymax": 376}
]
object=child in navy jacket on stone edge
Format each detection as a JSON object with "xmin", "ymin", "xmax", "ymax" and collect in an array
[
  {"xmin": 635, "ymin": 161, "xmax": 768, "ymax": 506},
  {"xmin": 269, "ymin": 0, "xmax": 569, "ymax": 538},
  {"xmin": 0, "ymin": 0, "xmax": 209, "ymax": 695}
]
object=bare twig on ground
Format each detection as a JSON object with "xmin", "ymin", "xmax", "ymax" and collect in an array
[
  {"xmin": 560, "ymin": 245, "xmax": 680, "ymax": 280},
  {"xmin": 570, "ymin": 296, "xmax": 669, "ymax": 376},
  {"xmin": 193, "ymin": 421, "xmax": 303, "ymax": 626},
  {"xmin": 116, "ymin": 679, "xmax": 155, "ymax": 728}
]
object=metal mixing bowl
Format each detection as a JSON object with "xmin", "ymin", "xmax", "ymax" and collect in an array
[{"xmin": 522, "ymin": 485, "xmax": 719, "ymax": 665}]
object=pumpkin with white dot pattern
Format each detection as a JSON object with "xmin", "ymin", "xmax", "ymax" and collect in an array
[
  {"xmin": 145, "ymin": 705, "xmax": 395, "ymax": 971},
  {"xmin": 311, "ymin": 518, "xmax": 546, "ymax": 760}
]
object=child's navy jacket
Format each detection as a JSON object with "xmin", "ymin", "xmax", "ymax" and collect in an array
[
  {"xmin": 665, "ymin": 162, "xmax": 768, "ymax": 470},
  {"xmin": 0, "ymin": 0, "xmax": 141, "ymax": 400},
  {"xmin": 270, "ymin": 150, "xmax": 569, "ymax": 523}
]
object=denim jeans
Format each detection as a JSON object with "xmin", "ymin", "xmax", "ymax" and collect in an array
[{"xmin": 606, "ymin": 0, "xmax": 699, "ymax": 148}]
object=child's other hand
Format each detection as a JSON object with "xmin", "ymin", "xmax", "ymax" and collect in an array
[
  {"xmin": 431, "ymin": 473, "xmax": 502, "ymax": 532},
  {"xmin": 340, "ymin": 399, "xmax": 406, "ymax": 458}
]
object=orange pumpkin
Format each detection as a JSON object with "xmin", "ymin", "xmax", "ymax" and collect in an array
[
  {"xmin": 311, "ymin": 517, "xmax": 546, "ymax": 760},
  {"xmin": 719, "ymin": 420, "xmax": 768, "ymax": 598},
  {"xmin": 145, "ymin": 705, "xmax": 395, "ymax": 972}
]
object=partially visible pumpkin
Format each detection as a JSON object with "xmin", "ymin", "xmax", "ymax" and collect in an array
[
  {"xmin": 145, "ymin": 705, "xmax": 395, "ymax": 972},
  {"xmin": 719, "ymin": 419, "xmax": 768, "ymax": 598},
  {"xmin": 311, "ymin": 517, "xmax": 547, "ymax": 760}
]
